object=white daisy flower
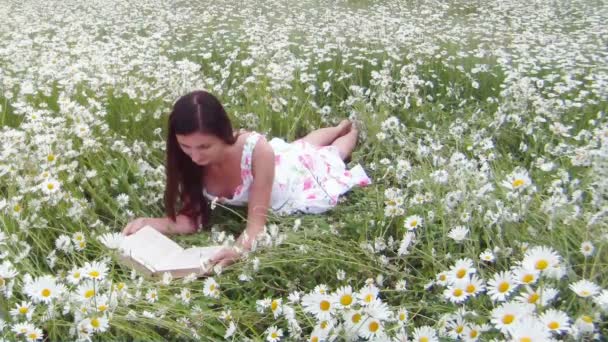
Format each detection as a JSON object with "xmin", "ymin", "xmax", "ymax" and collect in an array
[
  {"xmin": 540, "ymin": 308, "xmax": 570, "ymax": 334},
  {"xmin": 512, "ymin": 266, "xmax": 539, "ymax": 286},
  {"xmin": 490, "ymin": 301, "xmax": 534, "ymax": 333},
  {"xmin": 515, "ymin": 286, "xmax": 558, "ymax": 307},
  {"xmin": 487, "ymin": 271, "xmax": 517, "ymax": 302},
  {"xmin": 593, "ymin": 290, "xmax": 608, "ymax": 312},
  {"xmin": 66, "ymin": 267, "xmax": 84, "ymax": 285},
  {"xmin": 40, "ymin": 178, "xmax": 61, "ymax": 195},
  {"xmin": 83, "ymin": 260, "xmax": 108, "ymax": 281},
  {"xmin": 357, "ymin": 284, "xmax": 379, "ymax": 305},
  {"xmin": 76, "ymin": 280, "xmax": 97, "ymax": 302},
  {"xmin": 358, "ymin": 317, "xmax": 386, "ymax": 340},
  {"xmin": 24, "ymin": 326, "xmax": 44, "ymax": 342},
  {"xmin": 569, "ymin": 279, "xmax": 600, "ymax": 298},
  {"xmin": 54, "ymin": 235, "xmax": 72, "ymax": 253},
  {"xmin": 501, "ymin": 168, "xmax": 532, "ymax": 192},
  {"xmin": 448, "ymin": 226, "xmax": 469, "ymax": 243},
  {"xmin": 464, "ymin": 274, "xmax": 485, "ymax": 297},
  {"xmin": 448, "ymin": 258, "xmax": 476, "ymax": 283},
  {"xmin": 395, "ymin": 307, "xmax": 408, "ymax": 326},
  {"xmin": 579, "ymin": 241, "xmax": 594, "ymax": 257},
  {"xmin": 203, "ymin": 277, "xmax": 220, "ymax": 298},
  {"xmin": 342, "ymin": 309, "xmax": 365, "ymax": 334},
  {"xmin": 334, "ymin": 285, "xmax": 355, "ymax": 309},
  {"xmin": 444, "ymin": 279, "xmax": 469, "ymax": 304},
  {"xmin": 265, "ymin": 325, "xmax": 283, "ymax": 342},
  {"xmin": 574, "ymin": 315, "xmax": 595, "ymax": 334},
  {"xmin": 97, "ymin": 232, "xmax": 124, "ymax": 250},
  {"xmin": 522, "ymin": 245, "xmax": 561, "ymax": 274},
  {"xmin": 145, "ymin": 288, "xmax": 158, "ymax": 303},
  {"xmin": 270, "ymin": 298, "xmax": 283, "ymax": 318},
  {"xmin": 479, "ymin": 250, "xmax": 495, "ymax": 263},
  {"xmin": 84, "ymin": 315, "xmax": 109, "ymax": 333},
  {"xmin": 9, "ymin": 301, "xmax": 35, "ymax": 320},
  {"xmin": 179, "ymin": 288, "xmax": 192, "ymax": 304},
  {"xmin": 301, "ymin": 292, "xmax": 335, "ymax": 321},
  {"xmin": 24, "ymin": 275, "xmax": 65, "ymax": 304},
  {"xmin": 404, "ymin": 215, "xmax": 423, "ymax": 230},
  {"xmin": 411, "ymin": 325, "xmax": 438, "ymax": 342},
  {"xmin": 364, "ymin": 299, "xmax": 391, "ymax": 321},
  {"xmin": 506, "ymin": 317, "xmax": 551, "ymax": 341}
]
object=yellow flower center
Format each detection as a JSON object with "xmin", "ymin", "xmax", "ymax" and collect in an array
[
  {"xmin": 320, "ymin": 300, "xmax": 330, "ymax": 311},
  {"xmin": 498, "ymin": 282, "xmax": 510, "ymax": 293},
  {"xmin": 502, "ymin": 314, "xmax": 514, "ymax": 324},
  {"xmin": 456, "ymin": 269, "xmax": 466, "ymax": 278},
  {"xmin": 453, "ymin": 288, "xmax": 463, "ymax": 297},
  {"xmin": 271, "ymin": 300, "xmax": 279, "ymax": 311},
  {"xmin": 85, "ymin": 289, "xmax": 95, "ymax": 299},
  {"xmin": 340, "ymin": 294, "xmax": 353, "ymax": 306},
  {"xmin": 528, "ymin": 293, "xmax": 539, "ymax": 303},
  {"xmin": 364, "ymin": 294, "xmax": 373, "ymax": 303},
  {"xmin": 470, "ymin": 330, "xmax": 478, "ymax": 338},
  {"xmin": 210, "ymin": 284, "xmax": 216, "ymax": 291},
  {"xmin": 522, "ymin": 274, "xmax": 534, "ymax": 283},
  {"xmin": 73, "ymin": 272, "xmax": 81, "ymax": 279},
  {"xmin": 519, "ymin": 338, "xmax": 532, "ymax": 342},
  {"xmin": 13, "ymin": 204, "xmax": 21, "ymax": 212},
  {"xmin": 548, "ymin": 321, "xmax": 559, "ymax": 330},
  {"xmin": 79, "ymin": 241, "xmax": 86, "ymax": 248},
  {"xmin": 117, "ymin": 282, "xmax": 125, "ymax": 290},
  {"xmin": 369, "ymin": 321, "xmax": 379, "ymax": 333},
  {"xmin": 410, "ymin": 220, "xmax": 417, "ymax": 227},
  {"xmin": 91, "ymin": 318, "xmax": 100, "ymax": 328},
  {"xmin": 420, "ymin": 337, "xmax": 429, "ymax": 342},
  {"xmin": 271, "ymin": 332, "xmax": 278, "ymax": 339},
  {"xmin": 41, "ymin": 288, "xmax": 51, "ymax": 297},
  {"xmin": 399, "ymin": 313, "xmax": 406, "ymax": 321},
  {"xmin": 89, "ymin": 270, "xmax": 99, "ymax": 278},
  {"xmin": 0, "ymin": 277, "xmax": 5, "ymax": 287},
  {"xmin": 28, "ymin": 333, "xmax": 39, "ymax": 340},
  {"xmin": 320, "ymin": 321, "xmax": 328, "ymax": 329},
  {"xmin": 456, "ymin": 325, "xmax": 464, "ymax": 333},
  {"xmin": 47, "ymin": 183, "xmax": 55, "ymax": 190},
  {"xmin": 47, "ymin": 154, "xmax": 56, "ymax": 162},
  {"xmin": 19, "ymin": 307, "xmax": 28, "ymax": 314},
  {"xmin": 439, "ymin": 274, "xmax": 447, "ymax": 281},
  {"xmin": 352, "ymin": 313, "xmax": 361, "ymax": 323},
  {"xmin": 582, "ymin": 315, "xmax": 593, "ymax": 323},
  {"xmin": 311, "ymin": 337, "xmax": 319, "ymax": 342},
  {"xmin": 98, "ymin": 304, "xmax": 108, "ymax": 312},
  {"xmin": 466, "ymin": 284, "xmax": 476, "ymax": 293},
  {"xmin": 512, "ymin": 179, "xmax": 524, "ymax": 188},
  {"xmin": 580, "ymin": 290, "xmax": 590, "ymax": 296},
  {"xmin": 535, "ymin": 260, "xmax": 548, "ymax": 270}
]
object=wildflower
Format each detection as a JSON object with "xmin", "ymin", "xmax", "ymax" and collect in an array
[
  {"xmin": 76, "ymin": 280, "xmax": 97, "ymax": 302},
  {"xmin": 506, "ymin": 317, "xmax": 552, "ymax": 341},
  {"xmin": 540, "ymin": 308, "xmax": 570, "ymax": 334},
  {"xmin": 85, "ymin": 315, "xmax": 109, "ymax": 333},
  {"xmin": 464, "ymin": 275, "xmax": 485, "ymax": 297},
  {"xmin": 501, "ymin": 168, "xmax": 532, "ymax": 192},
  {"xmin": 24, "ymin": 325, "xmax": 44, "ymax": 342},
  {"xmin": 203, "ymin": 277, "xmax": 220, "ymax": 298},
  {"xmin": 357, "ymin": 284, "xmax": 379, "ymax": 305},
  {"xmin": 574, "ymin": 315, "xmax": 595, "ymax": 334},
  {"xmin": 594, "ymin": 290, "xmax": 608, "ymax": 311},
  {"xmin": 490, "ymin": 301, "xmax": 534, "ymax": 333},
  {"xmin": 145, "ymin": 289, "xmax": 158, "ymax": 303},
  {"xmin": 10, "ymin": 301, "xmax": 35, "ymax": 321},
  {"xmin": 24, "ymin": 275, "xmax": 65, "ymax": 304},
  {"xmin": 224, "ymin": 321, "xmax": 236, "ymax": 339},
  {"xmin": 448, "ymin": 258, "xmax": 476, "ymax": 282},
  {"xmin": 40, "ymin": 178, "xmax": 61, "ymax": 195},
  {"xmin": 98, "ymin": 233, "xmax": 124, "ymax": 250},
  {"xmin": 522, "ymin": 246, "xmax": 561, "ymax": 274},
  {"xmin": 447, "ymin": 226, "xmax": 469, "ymax": 243},
  {"xmin": 334, "ymin": 285, "xmax": 355, "ymax": 309},
  {"xmin": 301, "ymin": 292, "xmax": 335, "ymax": 321},
  {"xmin": 66, "ymin": 267, "xmax": 84, "ymax": 285},
  {"xmin": 54, "ymin": 235, "xmax": 72, "ymax": 253},
  {"xmin": 83, "ymin": 260, "xmax": 108, "ymax": 281},
  {"xmin": 411, "ymin": 325, "xmax": 438, "ymax": 342},
  {"xmin": 358, "ymin": 317, "xmax": 386, "ymax": 340},
  {"xmin": 487, "ymin": 271, "xmax": 517, "ymax": 302},
  {"xmin": 270, "ymin": 298, "xmax": 283, "ymax": 318},
  {"xmin": 516, "ymin": 286, "xmax": 558, "ymax": 307},
  {"xmin": 569, "ymin": 279, "xmax": 600, "ymax": 298},
  {"xmin": 266, "ymin": 325, "xmax": 283, "ymax": 342},
  {"xmin": 395, "ymin": 308, "xmax": 408, "ymax": 326},
  {"xmin": 512, "ymin": 266, "xmax": 539, "ymax": 286},
  {"xmin": 404, "ymin": 215, "xmax": 423, "ymax": 230},
  {"xmin": 444, "ymin": 280, "xmax": 469, "ymax": 303},
  {"xmin": 116, "ymin": 193, "xmax": 129, "ymax": 207},
  {"xmin": 580, "ymin": 241, "xmax": 594, "ymax": 257}
]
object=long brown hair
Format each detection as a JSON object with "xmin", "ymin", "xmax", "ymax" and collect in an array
[{"xmin": 165, "ymin": 90, "xmax": 237, "ymax": 229}]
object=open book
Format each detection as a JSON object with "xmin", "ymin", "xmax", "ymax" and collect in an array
[{"xmin": 118, "ymin": 225, "xmax": 223, "ymax": 279}]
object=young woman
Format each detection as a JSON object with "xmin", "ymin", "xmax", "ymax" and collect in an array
[{"xmin": 122, "ymin": 90, "xmax": 371, "ymax": 267}]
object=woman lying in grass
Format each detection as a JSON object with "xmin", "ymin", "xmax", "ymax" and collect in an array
[{"xmin": 122, "ymin": 90, "xmax": 371, "ymax": 267}]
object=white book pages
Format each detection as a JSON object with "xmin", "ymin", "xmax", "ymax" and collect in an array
[
  {"xmin": 156, "ymin": 246, "xmax": 223, "ymax": 272},
  {"xmin": 119, "ymin": 225, "xmax": 184, "ymax": 271}
]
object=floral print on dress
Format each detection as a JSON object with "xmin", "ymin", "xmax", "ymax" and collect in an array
[{"xmin": 203, "ymin": 131, "xmax": 372, "ymax": 215}]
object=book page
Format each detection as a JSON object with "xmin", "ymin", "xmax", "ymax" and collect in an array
[
  {"xmin": 119, "ymin": 226, "xmax": 184, "ymax": 271},
  {"xmin": 156, "ymin": 246, "xmax": 223, "ymax": 272}
]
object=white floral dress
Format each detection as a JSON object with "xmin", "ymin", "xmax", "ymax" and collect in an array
[{"xmin": 203, "ymin": 132, "xmax": 372, "ymax": 215}]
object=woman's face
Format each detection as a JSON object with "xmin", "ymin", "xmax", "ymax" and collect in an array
[{"xmin": 176, "ymin": 132, "xmax": 226, "ymax": 166}]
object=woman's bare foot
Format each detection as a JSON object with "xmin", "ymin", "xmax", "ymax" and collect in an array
[{"xmin": 336, "ymin": 119, "xmax": 353, "ymax": 137}]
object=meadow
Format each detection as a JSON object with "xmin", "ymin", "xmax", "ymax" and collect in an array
[{"xmin": 0, "ymin": 0, "xmax": 607, "ymax": 340}]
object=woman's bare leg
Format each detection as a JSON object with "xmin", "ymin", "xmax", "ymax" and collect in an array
[
  {"xmin": 331, "ymin": 126, "xmax": 358, "ymax": 161},
  {"xmin": 298, "ymin": 120, "xmax": 352, "ymax": 147}
]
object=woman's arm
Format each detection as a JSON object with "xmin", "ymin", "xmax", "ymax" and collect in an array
[
  {"xmin": 237, "ymin": 137, "xmax": 275, "ymax": 250},
  {"xmin": 122, "ymin": 214, "xmax": 200, "ymax": 235}
]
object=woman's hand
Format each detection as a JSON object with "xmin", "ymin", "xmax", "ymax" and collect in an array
[
  {"xmin": 209, "ymin": 247, "xmax": 242, "ymax": 270},
  {"xmin": 122, "ymin": 217, "xmax": 150, "ymax": 236}
]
